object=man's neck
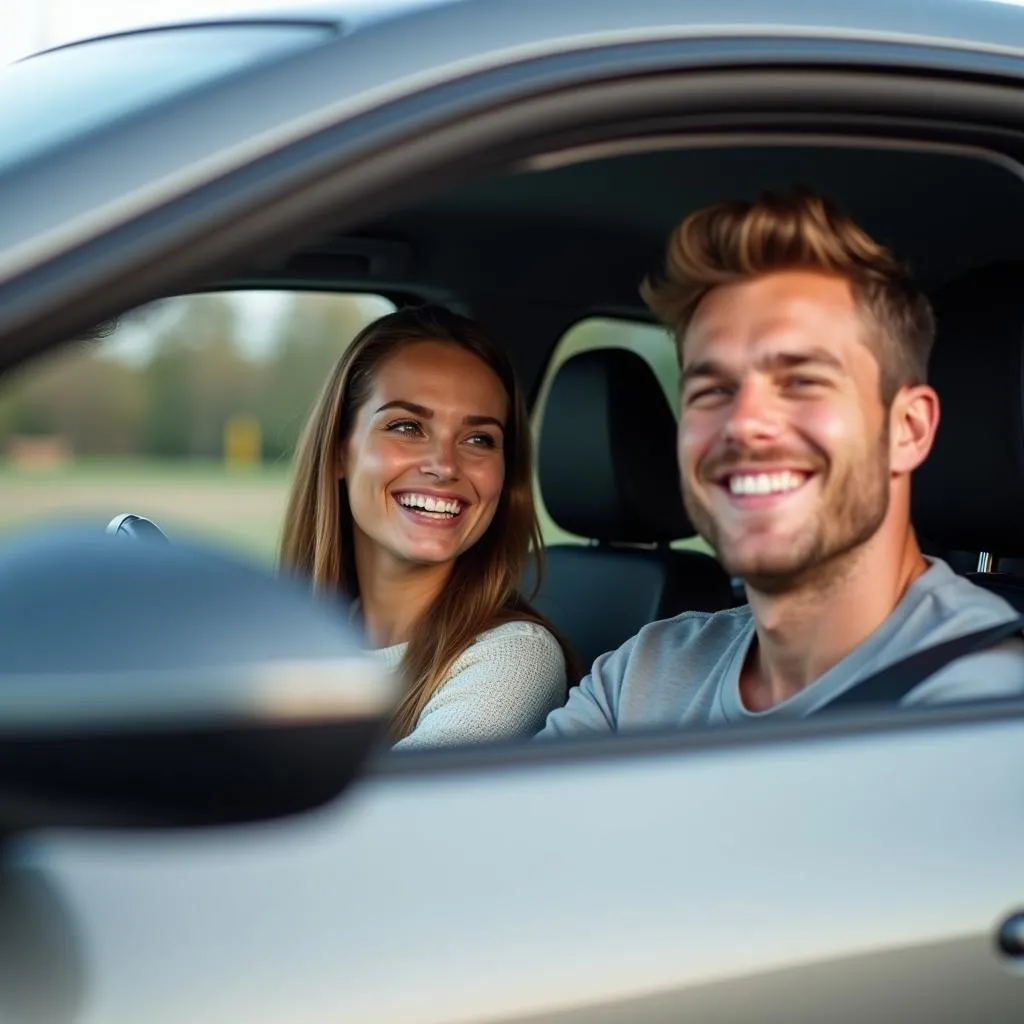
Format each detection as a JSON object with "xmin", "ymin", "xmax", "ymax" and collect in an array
[
  {"xmin": 354, "ymin": 545, "xmax": 451, "ymax": 649},
  {"xmin": 739, "ymin": 527, "xmax": 928, "ymax": 712}
]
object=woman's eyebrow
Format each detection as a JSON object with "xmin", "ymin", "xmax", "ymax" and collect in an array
[
  {"xmin": 375, "ymin": 400, "xmax": 432, "ymax": 417},
  {"xmin": 375, "ymin": 401, "xmax": 505, "ymax": 431},
  {"xmin": 464, "ymin": 415, "xmax": 505, "ymax": 431}
]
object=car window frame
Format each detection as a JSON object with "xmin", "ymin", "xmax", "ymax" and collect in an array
[{"xmin": 7, "ymin": 47, "xmax": 1024, "ymax": 768}]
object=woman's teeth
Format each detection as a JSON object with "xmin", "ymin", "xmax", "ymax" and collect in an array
[{"xmin": 397, "ymin": 493, "xmax": 463, "ymax": 516}]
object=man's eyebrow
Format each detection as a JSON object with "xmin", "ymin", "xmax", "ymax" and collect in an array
[
  {"xmin": 759, "ymin": 348, "xmax": 845, "ymax": 373},
  {"xmin": 680, "ymin": 347, "xmax": 845, "ymax": 386},
  {"xmin": 679, "ymin": 359, "xmax": 722, "ymax": 387},
  {"xmin": 375, "ymin": 401, "xmax": 505, "ymax": 431}
]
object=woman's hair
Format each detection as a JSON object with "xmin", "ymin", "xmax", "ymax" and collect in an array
[
  {"xmin": 640, "ymin": 189, "xmax": 935, "ymax": 405},
  {"xmin": 279, "ymin": 304, "xmax": 570, "ymax": 740}
]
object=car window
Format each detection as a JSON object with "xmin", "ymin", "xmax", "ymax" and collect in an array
[
  {"xmin": 531, "ymin": 316, "xmax": 709, "ymax": 553},
  {"xmin": 0, "ymin": 290, "xmax": 393, "ymax": 562}
]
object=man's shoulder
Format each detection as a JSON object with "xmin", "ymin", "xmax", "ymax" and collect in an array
[
  {"xmin": 879, "ymin": 560, "xmax": 1024, "ymax": 707},
  {"xmin": 905, "ymin": 565, "xmax": 1024, "ymax": 643},
  {"xmin": 624, "ymin": 603, "xmax": 753, "ymax": 658}
]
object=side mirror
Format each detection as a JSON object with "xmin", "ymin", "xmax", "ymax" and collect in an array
[{"xmin": 0, "ymin": 526, "xmax": 398, "ymax": 831}]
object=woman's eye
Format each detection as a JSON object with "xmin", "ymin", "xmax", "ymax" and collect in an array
[
  {"xmin": 465, "ymin": 433, "xmax": 497, "ymax": 449},
  {"xmin": 386, "ymin": 419, "xmax": 423, "ymax": 436}
]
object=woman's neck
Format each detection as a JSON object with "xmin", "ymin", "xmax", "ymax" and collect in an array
[{"xmin": 354, "ymin": 545, "xmax": 453, "ymax": 649}]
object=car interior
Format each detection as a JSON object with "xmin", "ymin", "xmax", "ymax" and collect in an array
[
  {"xmin": 38, "ymin": 138, "xmax": 1024, "ymax": 691},
  {"xmin": 219, "ymin": 142, "xmax": 1024, "ymax": 671}
]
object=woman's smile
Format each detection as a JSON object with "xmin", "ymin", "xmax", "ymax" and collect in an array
[{"xmin": 342, "ymin": 340, "xmax": 508, "ymax": 571}]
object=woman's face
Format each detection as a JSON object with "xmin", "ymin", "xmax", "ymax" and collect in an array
[{"xmin": 340, "ymin": 340, "xmax": 510, "ymax": 574}]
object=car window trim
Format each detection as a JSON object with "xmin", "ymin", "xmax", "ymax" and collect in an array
[
  {"xmin": 6, "ymin": 60, "xmax": 1024, "ymax": 375},
  {"xmin": 372, "ymin": 694, "xmax": 1024, "ymax": 779}
]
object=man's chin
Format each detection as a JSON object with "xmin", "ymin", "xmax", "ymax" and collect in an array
[{"xmin": 717, "ymin": 546, "xmax": 816, "ymax": 595}]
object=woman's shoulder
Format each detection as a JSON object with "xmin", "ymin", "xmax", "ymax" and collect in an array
[
  {"xmin": 449, "ymin": 618, "xmax": 565, "ymax": 674},
  {"xmin": 466, "ymin": 619, "xmax": 564, "ymax": 657}
]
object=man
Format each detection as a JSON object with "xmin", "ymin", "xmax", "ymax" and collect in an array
[{"xmin": 539, "ymin": 190, "xmax": 1024, "ymax": 736}]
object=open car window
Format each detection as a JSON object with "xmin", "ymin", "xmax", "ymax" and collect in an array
[{"xmin": 0, "ymin": 290, "xmax": 393, "ymax": 561}]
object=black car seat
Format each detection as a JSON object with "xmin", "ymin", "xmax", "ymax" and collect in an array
[
  {"xmin": 525, "ymin": 348, "xmax": 734, "ymax": 678},
  {"xmin": 914, "ymin": 262, "xmax": 1024, "ymax": 610}
]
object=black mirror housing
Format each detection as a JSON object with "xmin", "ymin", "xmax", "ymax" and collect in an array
[{"xmin": 0, "ymin": 526, "xmax": 397, "ymax": 831}]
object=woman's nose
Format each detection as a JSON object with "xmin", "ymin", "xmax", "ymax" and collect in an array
[{"xmin": 420, "ymin": 435, "xmax": 458, "ymax": 480}]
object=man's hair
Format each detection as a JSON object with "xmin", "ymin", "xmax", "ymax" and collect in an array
[{"xmin": 640, "ymin": 189, "xmax": 936, "ymax": 405}]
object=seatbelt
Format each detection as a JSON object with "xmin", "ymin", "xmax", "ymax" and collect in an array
[{"xmin": 820, "ymin": 615, "xmax": 1024, "ymax": 712}]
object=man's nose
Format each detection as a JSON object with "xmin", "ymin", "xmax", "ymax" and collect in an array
[
  {"xmin": 420, "ymin": 434, "xmax": 458, "ymax": 480},
  {"xmin": 722, "ymin": 377, "xmax": 783, "ymax": 446}
]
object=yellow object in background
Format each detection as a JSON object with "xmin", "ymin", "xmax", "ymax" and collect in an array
[{"xmin": 224, "ymin": 416, "xmax": 262, "ymax": 469}]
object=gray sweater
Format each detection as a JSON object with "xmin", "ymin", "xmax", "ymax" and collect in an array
[
  {"xmin": 378, "ymin": 621, "xmax": 567, "ymax": 750},
  {"xmin": 539, "ymin": 559, "xmax": 1024, "ymax": 737}
]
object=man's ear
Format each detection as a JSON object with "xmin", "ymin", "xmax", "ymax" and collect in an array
[{"xmin": 889, "ymin": 384, "xmax": 940, "ymax": 475}]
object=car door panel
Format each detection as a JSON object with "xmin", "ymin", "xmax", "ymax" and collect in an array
[{"xmin": 12, "ymin": 711, "xmax": 1024, "ymax": 1022}]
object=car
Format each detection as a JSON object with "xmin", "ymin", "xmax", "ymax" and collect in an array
[{"xmin": 3, "ymin": 0, "xmax": 1024, "ymax": 1020}]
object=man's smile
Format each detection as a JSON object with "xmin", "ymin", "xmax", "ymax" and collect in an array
[{"xmin": 707, "ymin": 466, "xmax": 818, "ymax": 510}]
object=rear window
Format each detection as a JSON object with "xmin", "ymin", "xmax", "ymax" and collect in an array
[
  {"xmin": 532, "ymin": 317, "xmax": 678, "ymax": 546},
  {"xmin": 0, "ymin": 25, "xmax": 333, "ymax": 174}
]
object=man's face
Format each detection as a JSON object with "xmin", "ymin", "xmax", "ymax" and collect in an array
[{"xmin": 678, "ymin": 270, "xmax": 891, "ymax": 593}]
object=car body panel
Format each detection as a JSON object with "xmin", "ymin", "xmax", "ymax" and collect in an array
[
  {"xmin": 15, "ymin": 712, "xmax": 1024, "ymax": 1022},
  {"xmin": 6, "ymin": 0, "xmax": 1024, "ymax": 301},
  {"xmin": 4, "ymin": 1, "xmax": 1024, "ymax": 1020}
]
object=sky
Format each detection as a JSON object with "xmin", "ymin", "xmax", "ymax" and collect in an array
[{"xmin": 0, "ymin": 0, "xmax": 319, "ymax": 63}]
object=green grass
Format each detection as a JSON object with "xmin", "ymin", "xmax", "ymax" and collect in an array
[
  {"xmin": 0, "ymin": 456, "xmax": 715, "ymax": 564},
  {"xmin": 0, "ymin": 458, "xmax": 292, "ymax": 564}
]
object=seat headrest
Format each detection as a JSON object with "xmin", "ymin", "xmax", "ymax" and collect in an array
[
  {"xmin": 913, "ymin": 263, "xmax": 1024, "ymax": 556},
  {"xmin": 538, "ymin": 347, "xmax": 695, "ymax": 543}
]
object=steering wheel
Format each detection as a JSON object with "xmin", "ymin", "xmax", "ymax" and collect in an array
[{"xmin": 106, "ymin": 513, "xmax": 169, "ymax": 542}]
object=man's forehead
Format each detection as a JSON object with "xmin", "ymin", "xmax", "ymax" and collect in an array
[{"xmin": 682, "ymin": 271, "xmax": 865, "ymax": 366}]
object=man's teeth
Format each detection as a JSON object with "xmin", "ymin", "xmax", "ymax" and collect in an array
[
  {"xmin": 728, "ymin": 471, "xmax": 806, "ymax": 496},
  {"xmin": 397, "ymin": 493, "xmax": 463, "ymax": 515}
]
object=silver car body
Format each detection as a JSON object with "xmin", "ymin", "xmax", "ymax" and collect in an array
[{"xmin": 3, "ymin": 1, "xmax": 1024, "ymax": 1020}]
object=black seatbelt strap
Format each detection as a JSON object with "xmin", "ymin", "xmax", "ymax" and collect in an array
[{"xmin": 820, "ymin": 615, "xmax": 1024, "ymax": 712}]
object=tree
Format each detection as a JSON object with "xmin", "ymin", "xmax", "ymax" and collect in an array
[
  {"xmin": 257, "ymin": 293, "xmax": 390, "ymax": 461},
  {"xmin": 0, "ymin": 340, "xmax": 146, "ymax": 454},
  {"xmin": 142, "ymin": 294, "xmax": 259, "ymax": 458}
]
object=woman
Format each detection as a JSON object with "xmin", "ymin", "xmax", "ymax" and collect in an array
[{"xmin": 280, "ymin": 304, "xmax": 571, "ymax": 749}]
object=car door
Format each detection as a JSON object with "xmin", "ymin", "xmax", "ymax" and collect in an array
[{"xmin": 4, "ymin": 2, "xmax": 1024, "ymax": 1021}]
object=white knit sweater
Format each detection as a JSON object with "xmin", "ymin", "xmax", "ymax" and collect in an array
[{"xmin": 374, "ymin": 621, "xmax": 568, "ymax": 750}]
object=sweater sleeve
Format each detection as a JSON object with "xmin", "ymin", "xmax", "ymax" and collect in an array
[
  {"xmin": 392, "ymin": 622, "xmax": 568, "ymax": 751},
  {"xmin": 534, "ymin": 633, "xmax": 638, "ymax": 738}
]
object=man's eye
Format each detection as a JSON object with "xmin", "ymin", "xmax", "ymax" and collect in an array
[
  {"xmin": 686, "ymin": 386, "xmax": 731, "ymax": 406},
  {"xmin": 784, "ymin": 376, "xmax": 827, "ymax": 391}
]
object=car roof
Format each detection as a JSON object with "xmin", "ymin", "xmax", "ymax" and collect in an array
[
  {"xmin": 6, "ymin": 0, "xmax": 1024, "ymax": 373},
  {"xmin": 29, "ymin": 0, "xmax": 463, "ymax": 53},
  {"xmin": 48, "ymin": 0, "xmax": 1024, "ymax": 60}
]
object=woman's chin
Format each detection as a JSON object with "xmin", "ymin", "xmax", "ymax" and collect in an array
[{"xmin": 393, "ymin": 543, "xmax": 461, "ymax": 568}]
